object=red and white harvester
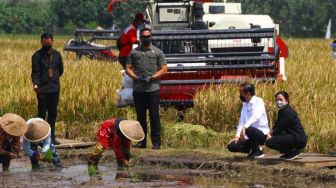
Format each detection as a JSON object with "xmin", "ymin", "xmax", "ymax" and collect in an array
[{"xmin": 65, "ymin": 0, "xmax": 289, "ymax": 107}]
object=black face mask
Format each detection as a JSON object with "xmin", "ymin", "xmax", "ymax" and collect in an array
[
  {"xmin": 42, "ymin": 45, "xmax": 52, "ymax": 52},
  {"xmin": 141, "ymin": 38, "xmax": 151, "ymax": 46},
  {"xmin": 239, "ymin": 95, "xmax": 246, "ymax": 102}
]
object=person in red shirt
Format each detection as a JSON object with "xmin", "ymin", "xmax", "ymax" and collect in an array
[
  {"xmin": 87, "ymin": 118, "xmax": 144, "ymax": 174},
  {"xmin": 118, "ymin": 13, "xmax": 145, "ymax": 69}
]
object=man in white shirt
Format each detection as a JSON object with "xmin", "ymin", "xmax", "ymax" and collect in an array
[{"xmin": 227, "ymin": 83, "xmax": 270, "ymax": 158}]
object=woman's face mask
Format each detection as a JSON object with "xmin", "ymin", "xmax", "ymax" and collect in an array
[{"xmin": 276, "ymin": 100, "xmax": 287, "ymax": 109}]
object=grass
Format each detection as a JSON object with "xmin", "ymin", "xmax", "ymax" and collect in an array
[{"xmin": 0, "ymin": 35, "xmax": 335, "ymax": 153}]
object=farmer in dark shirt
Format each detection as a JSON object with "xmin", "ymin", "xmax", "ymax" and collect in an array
[
  {"xmin": 266, "ymin": 91, "xmax": 307, "ymax": 160},
  {"xmin": 0, "ymin": 113, "xmax": 28, "ymax": 172},
  {"xmin": 31, "ymin": 32, "xmax": 64, "ymax": 145}
]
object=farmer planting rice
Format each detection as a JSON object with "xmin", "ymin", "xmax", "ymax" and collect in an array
[
  {"xmin": 87, "ymin": 118, "xmax": 144, "ymax": 175},
  {"xmin": 0, "ymin": 113, "xmax": 28, "ymax": 172},
  {"xmin": 22, "ymin": 118, "xmax": 63, "ymax": 170}
]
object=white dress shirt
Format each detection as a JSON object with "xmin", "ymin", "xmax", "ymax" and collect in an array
[{"xmin": 236, "ymin": 96, "xmax": 270, "ymax": 137}]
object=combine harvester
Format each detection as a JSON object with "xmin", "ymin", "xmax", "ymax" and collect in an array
[{"xmin": 64, "ymin": 0, "xmax": 288, "ymax": 107}]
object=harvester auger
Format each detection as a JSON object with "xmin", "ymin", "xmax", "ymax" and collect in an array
[
  {"xmin": 151, "ymin": 27, "xmax": 287, "ymax": 107},
  {"xmin": 64, "ymin": 29, "xmax": 120, "ymax": 61}
]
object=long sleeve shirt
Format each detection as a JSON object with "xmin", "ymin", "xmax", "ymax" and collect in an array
[
  {"xmin": 22, "ymin": 135, "xmax": 51, "ymax": 157},
  {"xmin": 0, "ymin": 128, "xmax": 20, "ymax": 155},
  {"xmin": 119, "ymin": 24, "xmax": 137, "ymax": 57},
  {"xmin": 273, "ymin": 105, "xmax": 307, "ymax": 144},
  {"xmin": 31, "ymin": 48, "xmax": 64, "ymax": 93},
  {"xmin": 98, "ymin": 118, "xmax": 131, "ymax": 162},
  {"xmin": 236, "ymin": 96, "xmax": 270, "ymax": 137}
]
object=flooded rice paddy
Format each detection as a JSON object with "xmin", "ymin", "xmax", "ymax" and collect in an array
[{"xmin": 1, "ymin": 157, "xmax": 335, "ymax": 188}]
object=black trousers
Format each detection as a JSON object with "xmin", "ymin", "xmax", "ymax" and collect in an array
[
  {"xmin": 227, "ymin": 127, "xmax": 267, "ymax": 153},
  {"xmin": 133, "ymin": 90, "xmax": 161, "ymax": 146},
  {"xmin": 37, "ymin": 92, "xmax": 59, "ymax": 141},
  {"xmin": 266, "ymin": 134, "xmax": 306, "ymax": 154},
  {"xmin": 0, "ymin": 154, "xmax": 11, "ymax": 171},
  {"xmin": 118, "ymin": 56, "xmax": 127, "ymax": 70}
]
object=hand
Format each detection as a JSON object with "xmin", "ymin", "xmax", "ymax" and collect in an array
[
  {"xmin": 266, "ymin": 133, "xmax": 272, "ymax": 140},
  {"xmin": 9, "ymin": 152, "xmax": 17, "ymax": 159},
  {"xmin": 229, "ymin": 136, "xmax": 240, "ymax": 144},
  {"xmin": 33, "ymin": 84, "xmax": 38, "ymax": 92},
  {"xmin": 137, "ymin": 76, "xmax": 152, "ymax": 83},
  {"xmin": 123, "ymin": 160, "xmax": 129, "ymax": 167},
  {"xmin": 37, "ymin": 153, "xmax": 44, "ymax": 161},
  {"xmin": 33, "ymin": 151, "xmax": 44, "ymax": 161},
  {"xmin": 240, "ymin": 128, "xmax": 246, "ymax": 140}
]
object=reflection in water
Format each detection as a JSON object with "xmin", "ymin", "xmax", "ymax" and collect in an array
[{"xmin": 3, "ymin": 158, "xmax": 328, "ymax": 187}]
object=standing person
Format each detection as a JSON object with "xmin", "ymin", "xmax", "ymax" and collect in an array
[
  {"xmin": 87, "ymin": 118, "xmax": 144, "ymax": 175},
  {"xmin": 31, "ymin": 32, "xmax": 64, "ymax": 145},
  {"xmin": 0, "ymin": 113, "xmax": 28, "ymax": 172},
  {"xmin": 265, "ymin": 91, "xmax": 307, "ymax": 160},
  {"xmin": 118, "ymin": 13, "xmax": 145, "ymax": 69},
  {"xmin": 227, "ymin": 83, "xmax": 270, "ymax": 158},
  {"xmin": 23, "ymin": 118, "xmax": 63, "ymax": 170},
  {"xmin": 125, "ymin": 27, "xmax": 168, "ymax": 149},
  {"xmin": 190, "ymin": 2, "xmax": 208, "ymax": 53}
]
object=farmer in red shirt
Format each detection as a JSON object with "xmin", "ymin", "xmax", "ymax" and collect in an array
[
  {"xmin": 118, "ymin": 13, "xmax": 145, "ymax": 69},
  {"xmin": 87, "ymin": 119, "xmax": 144, "ymax": 174}
]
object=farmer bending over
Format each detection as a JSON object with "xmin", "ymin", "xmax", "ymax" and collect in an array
[
  {"xmin": 0, "ymin": 113, "xmax": 28, "ymax": 172},
  {"xmin": 23, "ymin": 118, "xmax": 63, "ymax": 170},
  {"xmin": 87, "ymin": 119, "xmax": 144, "ymax": 175}
]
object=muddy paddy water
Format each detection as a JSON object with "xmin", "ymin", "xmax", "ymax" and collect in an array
[{"xmin": 1, "ymin": 156, "xmax": 336, "ymax": 187}]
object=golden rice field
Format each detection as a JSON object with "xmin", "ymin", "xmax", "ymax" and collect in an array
[{"xmin": 0, "ymin": 35, "xmax": 335, "ymax": 153}]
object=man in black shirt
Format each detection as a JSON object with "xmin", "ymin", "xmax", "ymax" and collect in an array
[{"xmin": 31, "ymin": 33, "xmax": 64, "ymax": 145}]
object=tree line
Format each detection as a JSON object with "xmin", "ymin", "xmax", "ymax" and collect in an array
[{"xmin": 0, "ymin": 0, "xmax": 334, "ymax": 37}]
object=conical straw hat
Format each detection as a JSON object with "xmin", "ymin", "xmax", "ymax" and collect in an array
[
  {"xmin": 119, "ymin": 120, "xmax": 145, "ymax": 142},
  {"xmin": 0, "ymin": 113, "xmax": 28, "ymax": 136},
  {"xmin": 24, "ymin": 118, "xmax": 51, "ymax": 143}
]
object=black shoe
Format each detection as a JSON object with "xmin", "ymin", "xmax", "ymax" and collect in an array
[
  {"xmin": 248, "ymin": 150, "xmax": 265, "ymax": 159},
  {"xmin": 284, "ymin": 150, "xmax": 301, "ymax": 160},
  {"xmin": 133, "ymin": 142, "xmax": 146, "ymax": 148},
  {"xmin": 152, "ymin": 144, "xmax": 160, "ymax": 150},
  {"xmin": 52, "ymin": 139, "xmax": 61, "ymax": 145},
  {"xmin": 279, "ymin": 153, "xmax": 289, "ymax": 159}
]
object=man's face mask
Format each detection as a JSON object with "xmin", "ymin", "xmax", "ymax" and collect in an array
[
  {"xmin": 239, "ymin": 95, "xmax": 246, "ymax": 102},
  {"xmin": 140, "ymin": 35, "xmax": 151, "ymax": 46},
  {"xmin": 276, "ymin": 100, "xmax": 287, "ymax": 109},
  {"xmin": 42, "ymin": 45, "xmax": 52, "ymax": 52}
]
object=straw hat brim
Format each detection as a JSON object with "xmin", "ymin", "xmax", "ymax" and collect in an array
[
  {"xmin": 119, "ymin": 120, "xmax": 145, "ymax": 142},
  {"xmin": 23, "ymin": 118, "xmax": 51, "ymax": 143},
  {"xmin": 0, "ymin": 114, "xmax": 28, "ymax": 137}
]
